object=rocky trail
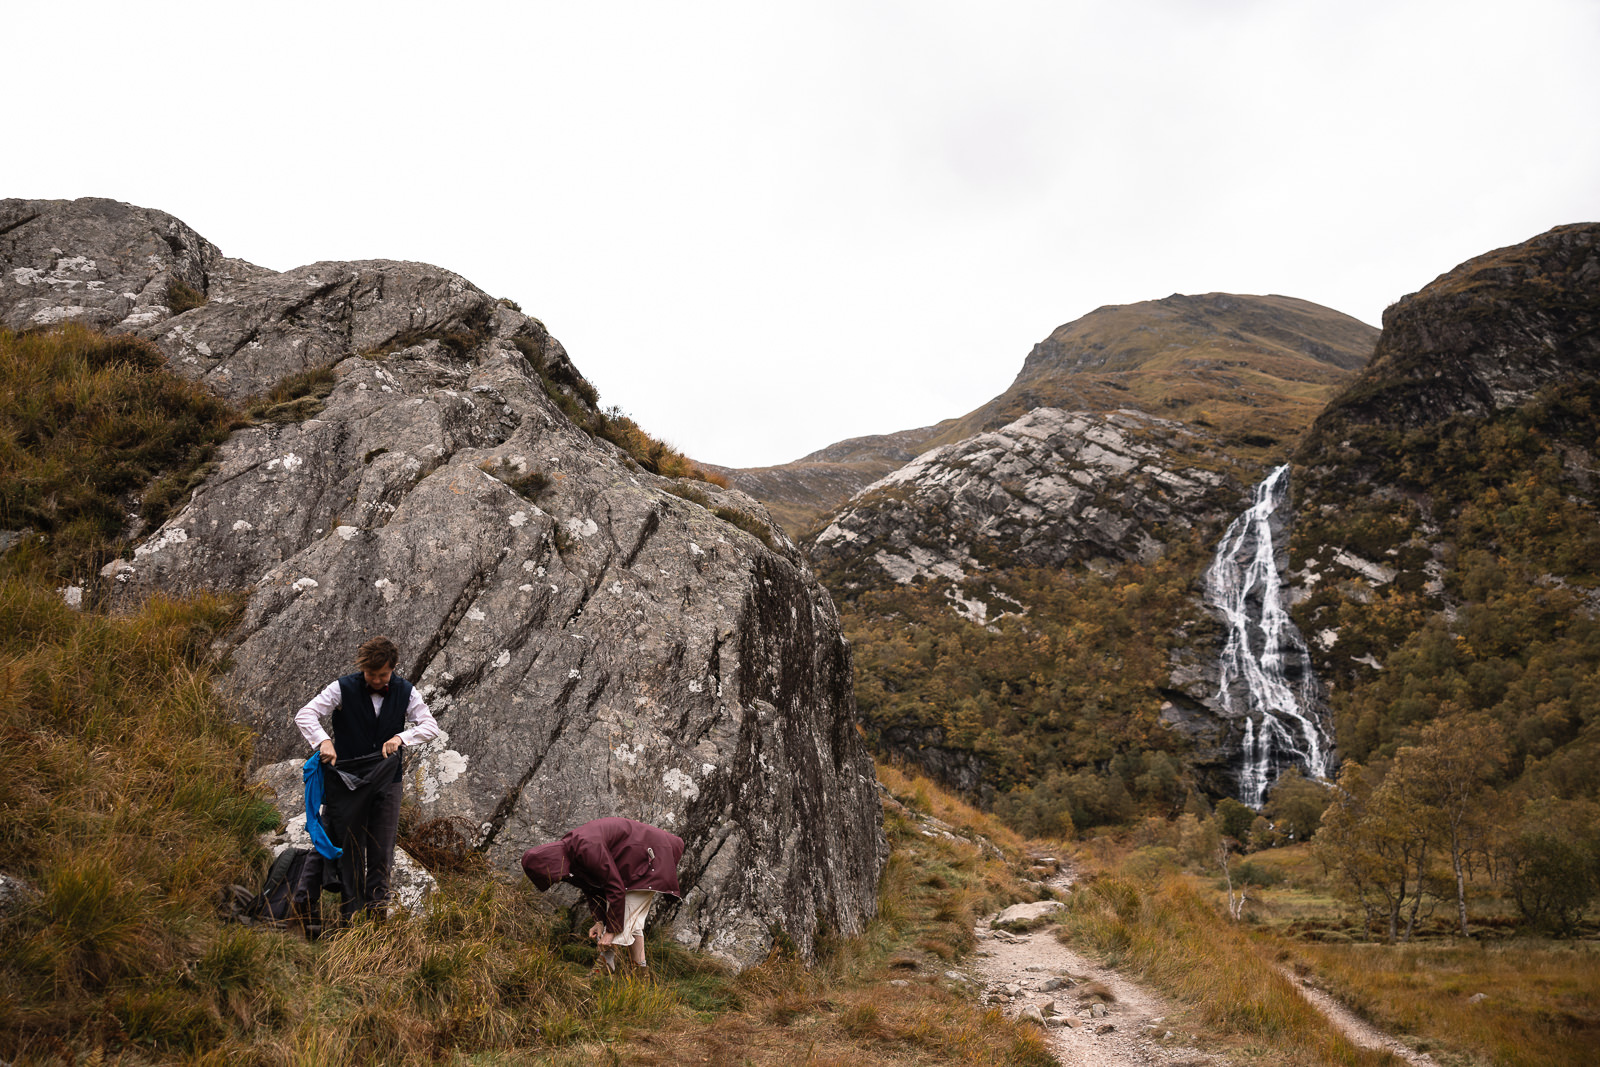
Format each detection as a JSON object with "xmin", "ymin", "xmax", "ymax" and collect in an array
[
  {"xmin": 964, "ymin": 862, "xmax": 1222, "ymax": 1067},
  {"xmin": 962, "ymin": 858, "xmax": 1437, "ymax": 1067}
]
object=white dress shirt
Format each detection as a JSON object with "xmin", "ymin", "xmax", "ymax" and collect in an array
[{"xmin": 294, "ymin": 679, "xmax": 441, "ymax": 751}]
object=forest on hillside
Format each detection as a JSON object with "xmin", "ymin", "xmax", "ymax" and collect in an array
[{"xmin": 833, "ymin": 372, "xmax": 1600, "ymax": 941}]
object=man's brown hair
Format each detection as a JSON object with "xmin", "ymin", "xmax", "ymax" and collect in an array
[{"xmin": 356, "ymin": 635, "xmax": 400, "ymax": 671}]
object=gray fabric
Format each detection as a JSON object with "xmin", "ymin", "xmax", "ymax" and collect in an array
[{"xmin": 321, "ymin": 751, "xmax": 405, "ymax": 919}]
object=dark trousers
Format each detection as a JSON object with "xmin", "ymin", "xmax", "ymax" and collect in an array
[{"xmin": 321, "ymin": 756, "xmax": 404, "ymax": 920}]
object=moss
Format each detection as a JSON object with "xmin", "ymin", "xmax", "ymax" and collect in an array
[
  {"xmin": 244, "ymin": 366, "xmax": 338, "ymax": 424},
  {"xmin": 712, "ymin": 506, "xmax": 775, "ymax": 549}
]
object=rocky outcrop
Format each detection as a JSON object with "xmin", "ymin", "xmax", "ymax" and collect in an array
[
  {"xmin": 810, "ymin": 406, "xmax": 1252, "ymax": 608},
  {"xmin": 1, "ymin": 197, "xmax": 269, "ymax": 334},
  {"xmin": 3, "ymin": 197, "xmax": 884, "ymax": 965},
  {"xmin": 1288, "ymin": 222, "xmax": 1600, "ymax": 686},
  {"xmin": 1306, "ymin": 223, "xmax": 1600, "ymax": 433}
]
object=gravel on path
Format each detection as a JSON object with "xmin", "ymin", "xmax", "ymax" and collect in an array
[{"xmin": 962, "ymin": 867, "xmax": 1223, "ymax": 1067}]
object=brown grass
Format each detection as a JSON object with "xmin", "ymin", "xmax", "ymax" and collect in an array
[
  {"xmin": 0, "ymin": 324, "xmax": 240, "ymax": 581},
  {"xmin": 1054, "ymin": 860, "xmax": 1398, "ymax": 1065},
  {"xmin": 1288, "ymin": 939, "xmax": 1600, "ymax": 1067}
]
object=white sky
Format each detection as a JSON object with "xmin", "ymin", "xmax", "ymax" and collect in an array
[{"xmin": 10, "ymin": 1, "xmax": 1599, "ymax": 466}]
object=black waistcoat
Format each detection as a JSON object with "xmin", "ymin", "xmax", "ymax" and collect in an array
[{"xmin": 332, "ymin": 672, "xmax": 412, "ymax": 783}]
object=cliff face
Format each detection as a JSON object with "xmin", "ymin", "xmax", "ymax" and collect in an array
[
  {"xmin": 1289, "ymin": 223, "xmax": 1600, "ymax": 689},
  {"xmin": 2, "ymin": 197, "xmax": 884, "ymax": 965},
  {"xmin": 811, "ymin": 406, "xmax": 1253, "ymax": 605},
  {"xmin": 1305, "ymin": 224, "xmax": 1600, "ymax": 433}
]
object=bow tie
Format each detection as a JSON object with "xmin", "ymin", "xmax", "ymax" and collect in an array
[{"xmin": 368, "ymin": 685, "xmax": 389, "ymax": 697}]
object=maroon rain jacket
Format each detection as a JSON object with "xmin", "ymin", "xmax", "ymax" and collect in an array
[{"xmin": 521, "ymin": 817, "xmax": 685, "ymax": 933}]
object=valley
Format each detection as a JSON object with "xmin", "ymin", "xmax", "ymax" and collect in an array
[{"xmin": 1, "ymin": 200, "xmax": 1597, "ymax": 1065}]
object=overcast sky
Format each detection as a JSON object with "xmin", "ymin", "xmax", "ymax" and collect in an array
[{"xmin": 11, "ymin": 1, "xmax": 1599, "ymax": 466}]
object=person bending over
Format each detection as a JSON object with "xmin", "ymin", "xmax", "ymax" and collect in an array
[
  {"xmin": 521, "ymin": 817, "xmax": 684, "ymax": 973},
  {"xmin": 294, "ymin": 635, "xmax": 440, "ymax": 920}
]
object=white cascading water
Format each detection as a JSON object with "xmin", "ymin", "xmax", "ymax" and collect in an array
[{"xmin": 1205, "ymin": 465, "xmax": 1332, "ymax": 807}]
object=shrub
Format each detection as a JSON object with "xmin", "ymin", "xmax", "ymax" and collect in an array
[{"xmin": 1504, "ymin": 802, "xmax": 1600, "ymax": 935}]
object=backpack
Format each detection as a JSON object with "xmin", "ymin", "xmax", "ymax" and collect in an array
[{"xmin": 248, "ymin": 847, "xmax": 312, "ymax": 923}]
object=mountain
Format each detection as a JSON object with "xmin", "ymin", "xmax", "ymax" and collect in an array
[
  {"xmin": 934, "ymin": 293, "xmax": 1376, "ymax": 451},
  {"xmin": 792, "ymin": 296, "xmax": 1374, "ymax": 817},
  {"xmin": 0, "ymin": 197, "xmax": 885, "ymax": 964},
  {"xmin": 718, "ymin": 294, "xmax": 1378, "ymax": 536},
  {"xmin": 1279, "ymin": 222, "xmax": 1600, "ymax": 794},
  {"xmin": 808, "ymin": 229, "xmax": 1600, "ymax": 827},
  {"xmin": 701, "ymin": 424, "xmax": 945, "ymax": 538}
]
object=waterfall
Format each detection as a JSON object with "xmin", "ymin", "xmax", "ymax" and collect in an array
[{"xmin": 1205, "ymin": 465, "xmax": 1332, "ymax": 808}]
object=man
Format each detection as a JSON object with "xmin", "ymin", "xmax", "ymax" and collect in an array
[
  {"xmin": 521, "ymin": 817, "xmax": 685, "ymax": 973},
  {"xmin": 294, "ymin": 635, "xmax": 440, "ymax": 920}
]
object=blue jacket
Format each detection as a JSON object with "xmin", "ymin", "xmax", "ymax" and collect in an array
[{"xmin": 302, "ymin": 752, "xmax": 344, "ymax": 859}]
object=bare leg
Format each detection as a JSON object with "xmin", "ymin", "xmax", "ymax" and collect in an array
[{"xmin": 630, "ymin": 937, "xmax": 646, "ymax": 967}]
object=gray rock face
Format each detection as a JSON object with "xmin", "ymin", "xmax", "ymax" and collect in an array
[
  {"xmin": 810, "ymin": 406, "xmax": 1252, "ymax": 610},
  {"xmin": 1319, "ymin": 223, "xmax": 1600, "ymax": 431},
  {"xmin": 6, "ymin": 197, "xmax": 884, "ymax": 966},
  {"xmin": 141, "ymin": 258, "xmax": 523, "ymax": 403},
  {"xmin": 1, "ymin": 197, "xmax": 268, "ymax": 334}
]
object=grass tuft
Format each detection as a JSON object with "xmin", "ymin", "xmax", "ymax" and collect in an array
[{"xmin": 0, "ymin": 324, "xmax": 240, "ymax": 581}]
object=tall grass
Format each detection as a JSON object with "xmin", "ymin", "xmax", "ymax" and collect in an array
[
  {"xmin": 0, "ymin": 591, "xmax": 1061, "ymax": 1066},
  {"xmin": 1056, "ymin": 872, "xmax": 1397, "ymax": 1065},
  {"xmin": 0, "ymin": 325, "xmax": 239, "ymax": 582},
  {"xmin": 1291, "ymin": 940, "xmax": 1600, "ymax": 1067},
  {"xmin": 0, "ymin": 576, "xmax": 274, "ymax": 1054}
]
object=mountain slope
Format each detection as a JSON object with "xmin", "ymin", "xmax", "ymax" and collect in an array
[
  {"xmin": 702, "ymin": 424, "xmax": 946, "ymax": 537},
  {"xmin": 1281, "ymin": 223, "xmax": 1600, "ymax": 799},
  {"xmin": 720, "ymin": 294, "xmax": 1377, "ymax": 535},
  {"xmin": 932, "ymin": 293, "xmax": 1377, "ymax": 453}
]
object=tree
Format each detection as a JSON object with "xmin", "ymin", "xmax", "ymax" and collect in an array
[
  {"xmin": 1315, "ymin": 760, "xmax": 1433, "ymax": 942},
  {"xmin": 1503, "ymin": 797, "xmax": 1600, "ymax": 935},
  {"xmin": 1215, "ymin": 796, "xmax": 1255, "ymax": 841},
  {"xmin": 1263, "ymin": 767, "xmax": 1332, "ymax": 842},
  {"xmin": 1390, "ymin": 711, "xmax": 1507, "ymax": 936}
]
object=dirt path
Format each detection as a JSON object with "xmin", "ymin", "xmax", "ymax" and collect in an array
[
  {"xmin": 964, "ymin": 863, "xmax": 1438, "ymax": 1067},
  {"xmin": 1276, "ymin": 965, "xmax": 1437, "ymax": 1066},
  {"xmin": 963, "ymin": 868, "xmax": 1222, "ymax": 1067}
]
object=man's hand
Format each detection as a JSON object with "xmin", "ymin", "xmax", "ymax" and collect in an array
[
  {"xmin": 318, "ymin": 738, "xmax": 337, "ymax": 765},
  {"xmin": 382, "ymin": 736, "xmax": 403, "ymax": 758}
]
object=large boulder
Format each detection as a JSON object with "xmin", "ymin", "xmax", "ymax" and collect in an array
[{"xmin": 3, "ymin": 197, "xmax": 885, "ymax": 965}]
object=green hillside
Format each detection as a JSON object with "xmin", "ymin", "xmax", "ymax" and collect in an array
[
  {"xmin": 830, "ymin": 228, "xmax": 1600, "ymax": 946},
  {"xmin": 1287, "ymin": 224, "xmax": 1600, "ymax": 844}
]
